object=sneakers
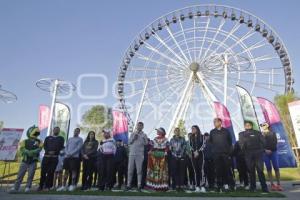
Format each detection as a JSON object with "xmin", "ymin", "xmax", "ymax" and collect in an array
[
  {"xmin": 271, "ymin": 184, "xmax": 277, "ymax": 191},
  {"xmin": 200, "ymin": 186, "xmax": 206, "ymax": 193},
  {"xmin": 9, "ymin": 188, "xmax": 18, "ymax": 193},
  {"xmin": 124, "ymin": 186, "xmax": 131, "ymax": 191},
  {"xmin": 276, "ymin": 184, "xmax": 283, "ymax": 191},
  {"xmin": 216, "ymin": 187, "xmax": 223, "ymax": 193},
  {"xmin": 24, "ymin": 187, "xmax": 30, "ymax": 193},
  {"xmin": 56, "ymin": 186, "xmax": 66, "ymax": 192},
  {"xmin": 244, "ymin": 185, "xmax": 250, "ymax": 190},
  {"xmin": 195, "ymin": 187, "xmax": 201, "ymax": 192},
  {"xmin": 137, "ymin": 186, "xmax": 142, "ymax": 192},
  {"xmin": 189, "ymin": 184, "xmax": 195, "ymax": 190},
  {"xmin": 224, "ymin": 184, "xmax": 229, "ymax": 190},
  {"xmin": 68, "ymin": 185, "xmax": 76, "ymax": 192}
]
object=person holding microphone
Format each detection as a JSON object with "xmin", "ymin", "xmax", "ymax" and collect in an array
[{"xmin": 126, "ymin": 122, "xmax": 148, "ymax": 192}]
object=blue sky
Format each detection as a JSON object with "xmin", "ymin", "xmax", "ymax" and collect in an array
[{"xmin": 0, "ymin": 0, "xmax": 299, "ymax": 132}]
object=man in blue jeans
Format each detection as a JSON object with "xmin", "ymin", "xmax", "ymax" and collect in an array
[{"xmin": 261, "ymin": 122, "xmax": 282, "ymax": 191}]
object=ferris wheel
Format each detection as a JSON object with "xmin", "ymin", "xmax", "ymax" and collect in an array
[{"xmin": 116, "ymin": 4, "xmax": 294, "ymax": 138}]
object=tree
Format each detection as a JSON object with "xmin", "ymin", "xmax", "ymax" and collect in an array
[
  {"xmin": 0, "ymin": 121, "xmax": 3, "ymax": 131},
  {"xmin": 177, "ymin": 119, "xmax": 188, "ymax": 138},
  {"xmin": 274, "ymin": 92, "xmax": 300, "ymax": 160},
  {"xmin": 79, "ymin": 105, "xmax": 113, "ymax": 141}
]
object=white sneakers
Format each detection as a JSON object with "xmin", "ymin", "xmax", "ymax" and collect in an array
[
  {"xmin": 200, "ymin": 186, "xmax": 206, "ymax": 193},
  {"xmin": 9, "ymin": 187, "xmax": 30, "ymax": 193},
  {"xmin": 8, "ymin": 188, "xmax": 18, "ymax": 193},
  {"xmin": 195, "ymin": 186, "xmax": 206, "ymax": 193},
  {"xmin": 224, "ymin": 184, "xmax": 229, "ymax": 190},
  {"xmin": 189, "ymin": 185, "xmax": 194, "ymax": 190},
  {"xmin": 68, "ymin": 185, "xmax": 76, "ymax": 192},
  {"xmin": 56, "ymin": 185, "xmax": 76, "ymax": 192},
  {"xmin": 56, "ymin": 186, "xmax": 66, "ymax": 192}
]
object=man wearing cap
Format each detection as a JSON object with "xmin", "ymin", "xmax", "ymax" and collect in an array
[
  {"xmin": 261, "ymin": 122, "xmax": 282, "ymax": 191},
  {"xmin": 126, "ymin": 121, "xmax": 148, "ymax": 191}
]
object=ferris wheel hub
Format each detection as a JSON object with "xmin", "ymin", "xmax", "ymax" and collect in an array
[{"xmin": 189, "ymin": 62, "xmax": 200, "ymax": 72}]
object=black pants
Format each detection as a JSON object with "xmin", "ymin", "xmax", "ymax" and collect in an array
[
  {"xmin": 236, "ymin": 156, "xmax": 249, "ymax": 186},
  {"xmin": 113, "ymin": 160, "xmax": 126, "ymax": 187},
  {"xmin": 191, "ymin": 152, "xmax": 204, "ymax": 187},
  {"xmin": 171, "ymin": 156, "xmax": 186, "ymax": 189},
  {"xmin": 141, "ymin": 155, "xmax": 147, "ymax": 188},
  {"xmin": 99, "ymin": 154, "xmax": 114, "ymax": 190},
  {"xmin": 39, "ymin": 156, "xmax": 58, "ymax": 189},
  {"xmin": 245, "ymin": 151, "xmax": 267, "ymax": 190},
  {"xmin": 204, "ymin": 158, "xmax": 215, "ymax": 188},
  {"xmin": 186, "ymin": 156, "xmax": 195, "ymax": 186},
  {"xmin": 213, "ymin": 153, "xmax": 232, "ymax": 188},
  {"xmin": 82, "ymin": 157, "xmax": 96, "ymax": 189}
]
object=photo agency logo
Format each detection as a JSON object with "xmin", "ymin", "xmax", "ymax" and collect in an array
[{"xmin": 55, "ymin": 73, "xmax": 220, "ymax": 130}]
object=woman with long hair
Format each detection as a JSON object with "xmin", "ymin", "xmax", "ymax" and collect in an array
[
  {"xmin": 188, "ymin": 125, "xmax": 206, "ymax": 193},
  {"xmin": 81, "ymin": 131, "xmax": 99, "ymax": 190}
]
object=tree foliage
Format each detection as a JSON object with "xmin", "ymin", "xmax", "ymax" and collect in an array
[
  {"xmin": 0, "ymin": 121, "xmax": 3, "ymax": 131},
  {"xmin": 177, "ymin": 119, "xmax": 188, "ymax": 137},
  {"xmin": 79, "ymin": 105, "xmax": 113, "ymax": 141},
  {"xmin": 274, "ymin": 92, "xmax": 300, "ymax": 159}
]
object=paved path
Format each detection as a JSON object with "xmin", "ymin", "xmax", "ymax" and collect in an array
[{"xmin": 1, "ymin": 181, "xmax": 300, "ymax": 200}]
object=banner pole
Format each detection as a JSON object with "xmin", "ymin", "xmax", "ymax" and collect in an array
[
  {"xmin": 47, "ymin": 80, "xmax": 59, "ymax": 136},
  {"xmin": 133, "ymin": 79, "xmax": 148, "ymax": 132}
]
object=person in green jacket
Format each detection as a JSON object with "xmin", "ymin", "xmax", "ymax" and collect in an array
[{"xmin": 10, "ymin": 125, "xmax": 42, "ymax": 193}]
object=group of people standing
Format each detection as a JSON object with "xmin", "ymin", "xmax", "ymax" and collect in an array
[{"xmin": 10, "ymin": 118, "xmax": 282, "ymax": 193}]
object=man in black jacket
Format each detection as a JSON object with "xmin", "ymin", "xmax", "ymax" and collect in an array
[
  {"xmin": 232, "ymin": 141, "xmax": 249, "ymax": 189},
  {"xmin": 209, "ymin": 118, "xmax": 233, "ymax": 192},
  {"xmin": 39, "ymin": 127, "xmax": 65, "ymax": 190},
  {"xmin": 239, "ymin": 121, "xmax": 268, "ymax": 193}
]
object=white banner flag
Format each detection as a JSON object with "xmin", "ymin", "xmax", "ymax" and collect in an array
[
  {"xmin": 0, "ymin": 128, "xmax": 23, "ymax": 161},
  {"xmin": 288, "ymin": 100, "xmax": 300, "ymax": 148}
]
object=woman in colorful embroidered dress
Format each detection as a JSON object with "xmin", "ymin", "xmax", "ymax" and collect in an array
[{"xmin": 146, "ymin": 127, "xmax": 169, "ymax": 191}]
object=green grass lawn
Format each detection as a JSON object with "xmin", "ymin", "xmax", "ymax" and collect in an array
[
  {"xmin": 15, "ymin": 189, "xmax": 285, "ymax": 198},
  {"xmin": 1, "ymin": 161, "xmax": 299, "ymax": 183},
  {"xmin": 279, "ymin": 167, "xmax": 300, "ymax": 181}
]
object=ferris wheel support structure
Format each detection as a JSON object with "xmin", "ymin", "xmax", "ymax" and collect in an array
[
  {"xmin": 167, "ymin": 73, "xmax": 193, "ymax": 137},
  {"xmin": 223, "ymin": 54, "xmax": 229, "ymax": 107},
  {"xmin": 134, "ymin": 79, "xmax": 149, "ymax": 131}
]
